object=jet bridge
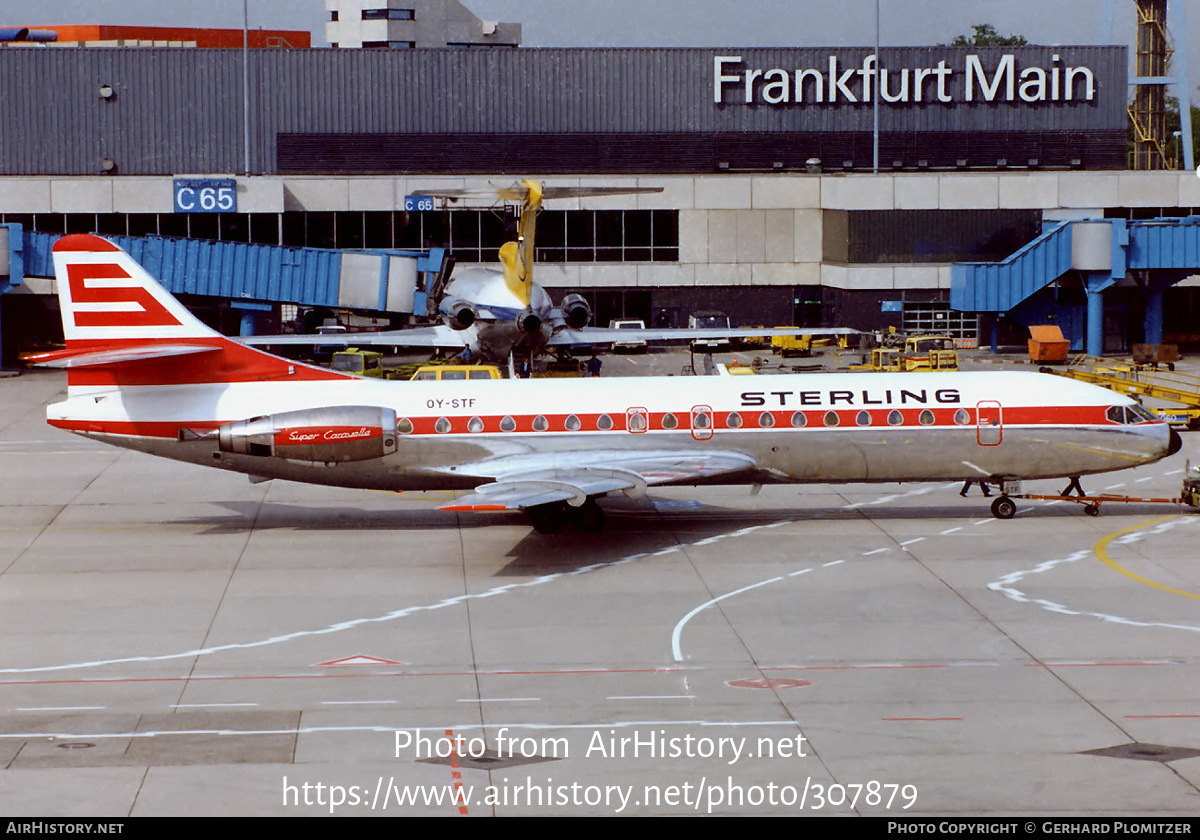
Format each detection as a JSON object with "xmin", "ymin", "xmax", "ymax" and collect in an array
[
  {"xmin": 952, "ymin": 217, "xmax": 1200, "ymax": 356},
  {"xmin": 18, "ymin": 231, "xmax": 446, "ymax": 335}
]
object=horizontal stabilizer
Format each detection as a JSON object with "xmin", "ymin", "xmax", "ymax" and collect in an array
[{"xmin": 27, "ymin": 343, "xmax": 221, "ymax": 369}]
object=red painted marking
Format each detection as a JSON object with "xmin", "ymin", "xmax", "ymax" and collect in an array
[
  {"xmin": 441, "ymin": 504, "xmax": 509, "ymax": 512},
  {"xmin": 67, "ymin": 263, "xmax": 181, "ymax": 328},
  {"xmin": 0, "ymin": 666, "xmax": 683, "ymax": 688},
  {"xmin": 728, "ymin": 677, "xmax": 812, "ymax": 689},
  {"xmin": 1024, "ymin": 662, "xmax": 1167, "ymax": 667},
  {"xmin": 445, "ymin": 728, "xmax": 470, "ymax": 815},
  {"xmin": 763, "ymin": 664, "xmax": 948, "ymax": 671},
  {"xmin": 315, "ymin": 655, "xmax": 404, "ymax": 667}
]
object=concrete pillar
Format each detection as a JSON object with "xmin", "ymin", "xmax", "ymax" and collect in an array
[{"xmin": 1144, "ymin": 284, "xmax": 1164, "ymax": 346}]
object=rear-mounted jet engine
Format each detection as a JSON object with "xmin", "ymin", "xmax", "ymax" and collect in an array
[{"xmin": 218, "ymin": 406, "xmax": 398, "ymax": 462}]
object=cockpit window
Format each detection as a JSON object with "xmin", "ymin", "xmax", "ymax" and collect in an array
[
  {"xmin": 1127, "ymin": 404, "xmax": 1158, "ymax": 423},
  {"xmin": 1107, "ymin": 404, "xmax": 1159, "ymax": 424}
]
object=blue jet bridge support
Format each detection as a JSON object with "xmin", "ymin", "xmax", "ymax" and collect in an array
[{"xmin": 952, "ymin": 217, "xmax": 1200, "ymax": 356}]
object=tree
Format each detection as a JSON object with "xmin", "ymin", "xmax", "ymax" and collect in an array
[
  {"xmin": 948, "ymin": 24, "xmax": 1029, "ymax": 47},
  {"xmin": 1161, "ymin": 95, "xmax": 1200, "ymax": 170}
]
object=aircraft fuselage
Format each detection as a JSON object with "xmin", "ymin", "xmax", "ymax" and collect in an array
[{"xmin": 48, "ymin": 370, "xmax": 1176, "ymax": 494}]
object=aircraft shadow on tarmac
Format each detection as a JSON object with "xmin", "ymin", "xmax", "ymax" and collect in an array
[{"xmin": 161, "ymin": 493, "xmax": 1167, "ymax": 571}]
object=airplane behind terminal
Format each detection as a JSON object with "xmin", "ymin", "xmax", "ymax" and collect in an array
[
  {"xmin": 36, "ymin": 234, "xmax": 1181, "ymax": 533},
  {"xmin": 240, "ymin": 180, "xmax": 853, "ymax": 363}
]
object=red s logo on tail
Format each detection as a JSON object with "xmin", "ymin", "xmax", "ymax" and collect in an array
[{"xmin": 66, "ymin": 264, "xmax": 182, "ymax": 328}]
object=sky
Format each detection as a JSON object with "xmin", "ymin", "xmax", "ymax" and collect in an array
[{"xmin": 2, "ymin": 1, "xmax": 1197, "ymax": 98}]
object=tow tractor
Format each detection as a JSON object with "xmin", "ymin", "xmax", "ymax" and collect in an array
[{"xmin": 985, "ymin": 462, "xmax": 1200, "ymax": 519}]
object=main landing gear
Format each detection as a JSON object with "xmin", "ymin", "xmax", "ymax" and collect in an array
[
  {"xmin": 526, "ymin": 498, "xmax": 606, "ymax": 534},
  {"xmin": 989, "ymin": 495, "xmax": 1017, "ymax": 520}
]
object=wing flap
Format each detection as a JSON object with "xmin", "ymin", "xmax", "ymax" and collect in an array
[{"xmin": 439, "ymin": 450, "xmax": 757, "ymax": 512}]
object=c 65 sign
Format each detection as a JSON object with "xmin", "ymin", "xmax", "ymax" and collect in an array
[{"xmin": 174, "ymin": 179, "xmax": 237, "ymax": 213}]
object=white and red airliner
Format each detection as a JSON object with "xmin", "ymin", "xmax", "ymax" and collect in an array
[{"xmin": 35, "ymin": 234, "xmax": 1181, "ymax": 532}]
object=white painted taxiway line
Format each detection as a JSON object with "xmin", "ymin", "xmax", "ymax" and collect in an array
[{"xmin": 0, "ymin": 516, "xmax": 798, "ymax": 678}]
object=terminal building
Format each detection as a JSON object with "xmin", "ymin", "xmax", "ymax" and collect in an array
[{"xmin": 1, "ymin": 30, "xmax": 1198, "ymax": 363}]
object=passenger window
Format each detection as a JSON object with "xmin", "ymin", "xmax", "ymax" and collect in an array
[
  {"xmin": 500, "ymin": 415, "xmax": 517, "ymax": 432},
  {"xmin": 886, "ymin": 410, "xmax": 903, "ymax": 426},
  {"xmin": 533, "ymin": 415, "xmax": 549, "ymax": 431},
  {"xmin": 565, "ymin": 414, "xmax": 581, "ymax": 431},
  {"xmin": 661, "ymin": 413, "xmax": 678, "ymax": 430},
  {"xmin": 397, "ymin": 417, "xmax": 414, "ymax": 434},
  {"xmin": 435, "ymin": 417, "xmax": 451, "ymax": 433},
  {"xmin": 823, "ymin": 411, "xmax": 839, "ymax": 427},
  {"xmin": 855, "ymin": 410, "xmax": 871, "ymax": 426},
  {"xmin": 918, "ymin": 409, "xmax": 935, "ymax": 426},
  {"xmin": 597, "ymin": 414, "xmax": 613, "ymax": 431},
  {"xmin": 758, "ymin": 412, "xmax": 775, "ymax": 428},
  {"xmin": 467, "ymin": 416, "xmax": 484, "ymax": 433},
  {"xmin": 790, "ymin": 411, "xmax": 807, "ymax": 428},
  {"xmin": 727, "ymin": 412, "xmax": 743, "ymax": 428},
  {"xmin": 954, "ymin": 408, "xmax": 971, "ymax": 426}
]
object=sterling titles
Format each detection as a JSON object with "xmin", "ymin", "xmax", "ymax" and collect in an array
[{"xmin": 713, "ymin": 53, "xmax": 1096, "ymax": 105}]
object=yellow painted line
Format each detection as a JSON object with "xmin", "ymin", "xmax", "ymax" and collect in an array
[{"xmin": 1094, "ymin": 516, "xmax": 1200, "ymax": 600}]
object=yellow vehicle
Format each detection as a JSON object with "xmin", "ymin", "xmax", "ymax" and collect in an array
[
  {"xmin": 330, "ymin": 348, "xmax": 386, "ymax": 378},
  {"xmin": 771, "ymin": 333, "xmax": 813, "ymax": 357},
  {"xmin": 851, "ymin": 336, "xmax": 958, "ymax": 372},
  {"xmin": 901, "ymin": 335, "xmax": 958, "ymax": 371},
  {"xmin": 771, "ymin": 332, "xmax": 844, "ymax": 357},
  {"xmin": 409, "ymin": 364, "xmax": 502, "ymax": 381},
  {"xmin": 850, "ymin": 347, "xmax": 903, "ymax": 371}
]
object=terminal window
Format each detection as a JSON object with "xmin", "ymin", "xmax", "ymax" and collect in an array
[{"xmin": 7, "ymin": 209, "xmax": 680, "ymax": 265}]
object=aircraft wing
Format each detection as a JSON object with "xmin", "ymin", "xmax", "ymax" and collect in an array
[
  {"xmin": 439, "ymin": 449, "xmax": 758, "ymax": 512},
  {"xmin": 548, "ymin": 326, "xmax": 857, "ymax": 345},
  {"xmin": 240, "ymin": 325, "xmax": 471, "ymax": 349}
]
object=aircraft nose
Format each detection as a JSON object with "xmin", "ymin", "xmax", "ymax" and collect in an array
[{"xmin": 1168, "ymin": 427, "xmax": 1183, "ymax": 457}]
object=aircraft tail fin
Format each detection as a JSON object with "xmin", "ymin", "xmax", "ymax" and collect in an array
[{"xmin": 35, "ymin": 233, "xmax": 345, "ymax": 388}]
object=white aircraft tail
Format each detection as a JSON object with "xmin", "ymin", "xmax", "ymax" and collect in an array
[{"xmin": 36, "ymin": 233, "xmax": 346, "ymax": 388}]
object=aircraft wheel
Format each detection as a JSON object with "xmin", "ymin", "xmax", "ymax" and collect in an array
[
  {"xmin": 575, "ymin": 498, "xmax": 605, "ymax": 532},
  {"xmin": 990, "ymin": 496, "xmax": 1017, "ymax": 520},
  {"xmin": 1084, "ymin": 504, "xmax": 1100, "ymax": 517},
  {"xmin": 527, "ymin": 503, "xmax": 565, "ymax": 534}
]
